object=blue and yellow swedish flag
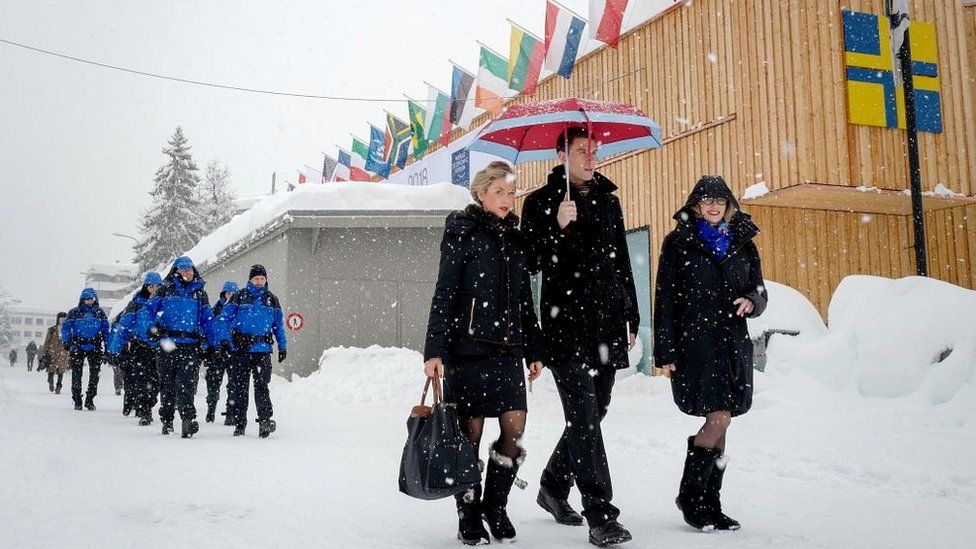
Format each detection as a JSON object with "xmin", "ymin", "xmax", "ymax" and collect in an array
[{"xmin": 842, "ymin": 10, "xmax": 942, "ymax": 133}]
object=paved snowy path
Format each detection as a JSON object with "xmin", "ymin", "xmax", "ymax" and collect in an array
[{"xmin": 1, "ymin": 355, "xmax": 972, "ymax": 548}]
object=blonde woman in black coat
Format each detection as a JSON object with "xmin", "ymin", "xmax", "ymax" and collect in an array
[
  {"xmin": 654, "ymin": 175, "xmax": 767, "ymax": 532},
  {"xmin": 424, "ymin": 161, "xmax": 544, "ymax": 545}
]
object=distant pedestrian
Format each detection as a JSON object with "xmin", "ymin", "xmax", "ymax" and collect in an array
[
  {"xmin": 61, "ymin": 288, "xmax": 110, "ymax": 411},
  {"xmin": 25, "ymin": 340, "xmax": 38, "ymax": 371},
  {"xmin": 40, "ymin": 312, "xmax": 69, "ymax": 394}
]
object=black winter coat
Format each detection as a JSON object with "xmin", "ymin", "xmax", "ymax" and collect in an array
[
  {"xmin": 521, "ymin": 165, "xmax": 639, "ymax": 369},
  {"xmin": 653, "ymin": 176, "xmax": 767, "ymax": 417},
  {"xmin": 424, "ymin": 205, "xmax": 544, "ymax": 363}
]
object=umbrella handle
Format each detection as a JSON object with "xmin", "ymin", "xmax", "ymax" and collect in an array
[{"xmin": 564, "ymin": 126, "xmax": 570, "ymax": 196}]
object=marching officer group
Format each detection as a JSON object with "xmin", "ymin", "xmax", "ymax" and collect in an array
[{"xmin": 43, "ymin": 258, "xmax": 287, "ymax": 439}]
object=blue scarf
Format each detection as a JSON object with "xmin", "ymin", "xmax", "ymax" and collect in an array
[{"xmin": 696, "ymin": 219, "xmax": 732, "ymax": 260}]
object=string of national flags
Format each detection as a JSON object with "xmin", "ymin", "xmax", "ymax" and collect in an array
[{"xmin": 294, "ymin": 0, "xmax": 633, "ymax": 187}]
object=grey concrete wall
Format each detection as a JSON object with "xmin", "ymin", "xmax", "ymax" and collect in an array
[
  {"xmin": 199, "ymin": 224, "xmax": 444, "ymax": 378},
  {"xmin": 285, "ymin": 226, "xmax": 442, "ymax": 377}
]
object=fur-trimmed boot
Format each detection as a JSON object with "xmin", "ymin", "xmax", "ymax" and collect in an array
[
  {"xmin": 455, "ymin": 482, "xmax": 490, "ymax": 546},
  {"xmin": 705, "ymin": 449, "xmax": 740, "ymax": 530},
  {"xmin": 482, "ymin": 442, "xmax": 527, "ymax": 542},
  {"xmin": 676, "ymin": 436, "xmax": 721, "ymax": 531}
]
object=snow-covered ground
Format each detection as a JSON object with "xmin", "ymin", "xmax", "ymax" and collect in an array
[{"xmin": 3, "ymin": 276, "xmax": 975, "ymax": 548}]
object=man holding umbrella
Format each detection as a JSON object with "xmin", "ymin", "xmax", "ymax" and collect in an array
[{"xmin": 521, "ymin": 126, "xmax": 639, "ymax": 547}]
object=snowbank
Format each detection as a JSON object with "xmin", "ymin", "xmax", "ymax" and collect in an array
[
  {"xmin": 767, "ymin": 276, "xmax": 976, "ymax": 405},
  {"xmin": 185, "ymin": 182, "xmax": 472, "ymax": 270},
  {"xmin": 747, "ymin": 280, "xmax": 827, "ymax": 339},
  {"xmin": 274, "ymin": 345, "xmax": 426, "ymax": 405}
]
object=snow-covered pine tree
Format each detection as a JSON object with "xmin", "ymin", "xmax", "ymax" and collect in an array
[
  {"xmin": 196, "ymin": 160, "xmax": 236, "ymax": 235},
  {"xmin": 0, "ymin": 283, "xmax": 14, "ymax": 349},
  {"xmin": 133, "ymin": 127, "xmax": 206, "ymax": 272}
]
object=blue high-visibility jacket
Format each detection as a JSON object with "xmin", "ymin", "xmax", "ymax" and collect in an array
[
  {"xmin": 107, "ymin": 289, "xmax": 158, "ymax": 355},
  {"xmin": 61, "ymin": 292, "xmax": 110, "ymax": 353},
  {"xmin": 206, "ymin": 294, "xmax": 233, "ymax": 348},
  {"xmin": 218, "ymin": 282, "xmax": 286, "ymax": 354},
  {"xmin": 139, "ymin": 269, "xmax": 213, "ymax": 348}
]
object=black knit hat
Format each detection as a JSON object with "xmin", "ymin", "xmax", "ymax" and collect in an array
[{"xmin": 248, "ymin": 264, "xmax": 268, "ymax": 279}]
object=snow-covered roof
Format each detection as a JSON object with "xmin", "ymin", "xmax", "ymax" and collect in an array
[
  {"xmin": 83, "ymin": 262, "xmax": 140, "ymax": 278},
  {"xmin": 185, "ymin": 182, "xmax": 472, "ymax": 271},
  {"xmin": 7, "ymin": 305, "xmax": 59, "ymax": 316},
  {"xmin": 233, "ymin": 194, "xmax": 267, "ymax": 213}
]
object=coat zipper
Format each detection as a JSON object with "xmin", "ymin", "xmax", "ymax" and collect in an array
[{"xmin": 468, "ymin": 297, "xmax": 477, "ymax": 335}]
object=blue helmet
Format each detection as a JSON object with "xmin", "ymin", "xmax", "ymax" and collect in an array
[
  {"xmin": 173, "ymin": 256, "xmax": 194, "ymax": 270},
  {"xmin": 144, "ymin": 272, "xmax": 163, "ymax": 285},
  {"xmin": 79, "ymin": 288, "xmax": 97, "ymax": 301},
  {"xmin": 221, "ymin": 281, "xmax": 239, "ymax": 293}
]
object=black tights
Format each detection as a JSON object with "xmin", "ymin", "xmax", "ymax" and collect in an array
[
  {"xmin": 461, "ymin": 410, "xmax": 526, "ymax": 459},
  {"xmin": 694, "ymin": 410, "xmax": 731, "ymax": 451}
]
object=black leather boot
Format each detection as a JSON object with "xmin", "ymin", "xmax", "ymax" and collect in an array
[
  {"xmin": 676, "ymin": 436, "xmax": 721, "ymax": 531},
  {"xmin": 482, "ymin": 442, "xmax": 526, "ymax": 541},
  {"xmin": 705, "ymin": 449, "xmax": 740, "ymax": 530},
  {"xmin": 455, "ymin": 483, "xmax": 489, "ymax": 545}
]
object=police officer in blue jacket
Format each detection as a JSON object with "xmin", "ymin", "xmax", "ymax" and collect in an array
[
  {"xmin": 205, "ymin": 280, "xmax": 238, "ymax": 424},
  {"xmin": 107, "ymin": 272, "xmax": 163, "ymax": 426},
  {"xmin": 140, "ymin": 256, "xmax": 214, "ymax": 438},
  {"xmin": 61, "ymin": 288, "xmax": 110, "ymax": 411},
  {"xmin": 218, "ymin": 265, "xmax": 286, "ymax": 438}
]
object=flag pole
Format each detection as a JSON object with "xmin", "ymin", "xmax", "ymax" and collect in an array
[
  {"xmin": 475, "ymin": 40, "xmax": 507, "ymax": 61},
  {"xmin": 506, "ymin": 18, "xmax": 545, "ymax": 42},
  {"xmin": 887, "ymin": 0, "xmax": 927, "ymax": 276},
  {"xmin": 550, "ymin": 0, "xmax": 588, "ymax": 23}
]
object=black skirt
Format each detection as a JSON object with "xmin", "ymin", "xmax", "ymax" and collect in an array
[
  {"xmin": 444, "ymin": 352, "xmax": 527, "ymax": 419},
  {"xmin": 671, "ymin": 358, "xmax": 739, "ymax": 417}
]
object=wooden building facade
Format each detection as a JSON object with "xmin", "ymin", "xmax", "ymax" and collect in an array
[{"xmin": 417, "ymin": 0, "xmax": 976, "ymax": 318}]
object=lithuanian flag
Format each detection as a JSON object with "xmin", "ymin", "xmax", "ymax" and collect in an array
[{"xmin": 509, "ymin": 23, "xmax": 545, "ymax": 96}]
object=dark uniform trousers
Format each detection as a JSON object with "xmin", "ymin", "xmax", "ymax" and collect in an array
[
  {"xmin": 540, "ymin": 358, "xmax": 619, "ymax": 527},
  {"xmin": 227, "ymin": 352, "xmax": 273, "ymax": 427}
]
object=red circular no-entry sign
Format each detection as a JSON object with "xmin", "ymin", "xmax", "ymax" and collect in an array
[{"xmin": 285, "ymin": 313, "xmax": 304, "ymax": 332}]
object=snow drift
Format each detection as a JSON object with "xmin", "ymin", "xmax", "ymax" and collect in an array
[{"xmin": 763, "ymin": 276, "xmax": 976, "ymax": 405}]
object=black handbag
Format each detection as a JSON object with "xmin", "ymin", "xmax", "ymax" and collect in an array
[{"xmin": 398, "ymin": 376, "xmax": 480, "ymax": 500}]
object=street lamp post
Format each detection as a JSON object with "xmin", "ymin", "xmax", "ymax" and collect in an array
[{"xmin": 111, "ymin": 232, "xmax": 139, "ymax": 245}]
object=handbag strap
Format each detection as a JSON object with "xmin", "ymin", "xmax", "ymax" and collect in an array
[{"xmin": 419, "ymin": 375, "xmax": 443, "ymax": 406}]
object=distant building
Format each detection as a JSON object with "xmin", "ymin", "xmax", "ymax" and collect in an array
[
  {"xmin": 82, "ymin": 262, "xmax": 140, "ymax": 314},
  {"xmin": 6, "ymin": 303, "xmax": 59, "ymax": 349}
]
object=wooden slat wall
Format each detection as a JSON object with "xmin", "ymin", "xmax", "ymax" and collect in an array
[
  {"xmin": 923, "ymin": 202, "xmax": 976, "ymax": 289},
  {"xmin": 749, "ymin": 202, "xmax": 976, "ymax": 317},
  {"xmin": 416, "ymin": 0, "xmax": 976, "ymax": 315}
]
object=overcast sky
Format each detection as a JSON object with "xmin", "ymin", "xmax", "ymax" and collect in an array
[{"xmin": 0, "ymin": 0, "xmax": 671, "ymax": 309}]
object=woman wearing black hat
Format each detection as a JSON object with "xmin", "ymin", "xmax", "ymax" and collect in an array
[
  {"xmin": 653, "ymin": 175, "xmax": 768, "ymax": 532},
  {"xmin": 423, "ymin": 161, "xmax": 545, "ymax": 545}
]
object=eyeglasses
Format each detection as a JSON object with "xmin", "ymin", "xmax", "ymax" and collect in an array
[{"xmin": 700, "ymin": 198, "xmax": 728, "ymax": 207}]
